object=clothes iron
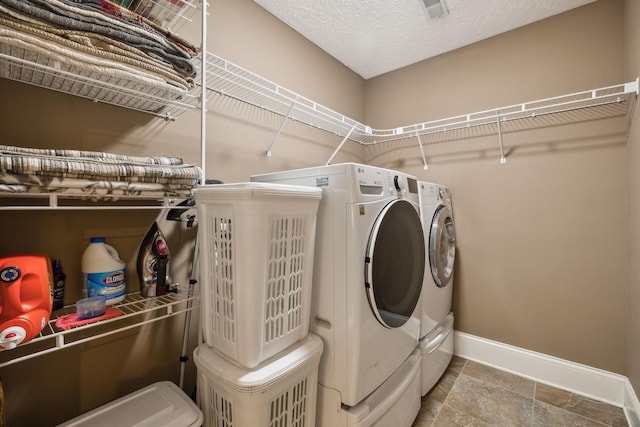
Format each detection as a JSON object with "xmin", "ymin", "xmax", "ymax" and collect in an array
[{"xmin": 136, "ymin": 222, "xmax": 171, "ymax": 297}]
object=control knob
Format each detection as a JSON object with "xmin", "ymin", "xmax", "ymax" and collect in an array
[{"xmin": 393, "ymin": 175, "xmax": 406, "ymax": 192}]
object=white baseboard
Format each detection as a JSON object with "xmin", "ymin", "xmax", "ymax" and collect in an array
[
  {"xmin": 453, "ymin": 331, "xmax": 631, "ymax": 410},
  {"xmin": 625, "ymin": 379, "xmax": 640, "ymax": 427}
]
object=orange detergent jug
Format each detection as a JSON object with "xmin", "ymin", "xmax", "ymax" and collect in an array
[{"xmin": 0, "ymin": 255, "xmax": 53, "ymax": 349}]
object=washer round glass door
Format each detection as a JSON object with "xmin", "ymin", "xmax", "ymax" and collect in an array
[
  {"xmin": 430, "ymin": 205, "xmax": 456, "ymax": 287},
  {"xmin": 365, "ymin": 199, "xmax": 425, "ymax": 328}
]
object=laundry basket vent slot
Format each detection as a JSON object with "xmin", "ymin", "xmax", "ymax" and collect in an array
[
  {"xmin": 210, "ymin": 388, "xmax": 234, "ymax": 427},
  {"xmin": 265, "ymin": 217, "xmax": 307, "ymax": 343},
  {"xmin": 269, "ymin": 377, "xmax": 308, "ymax": 427},
  {"xmin": 210, "ymin": 215, "xmax": 235, "ymax": 344}
]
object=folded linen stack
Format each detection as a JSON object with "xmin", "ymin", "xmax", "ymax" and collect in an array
[
  {"xmin": 0, "ymin": 0, "xmax": 199, "ymax": 113},
  {"xmin": 0, "ymin": 144, "xmax": 201, "ymax": 198}
]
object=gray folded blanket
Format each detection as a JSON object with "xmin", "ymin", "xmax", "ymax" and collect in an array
[
  {"xmin": 0, "ymin": 10, "xmax": 193, "ymax": 92},
  {"xmin": 0, "ymin": 0, "xmax": 197, "ymax": 78}
]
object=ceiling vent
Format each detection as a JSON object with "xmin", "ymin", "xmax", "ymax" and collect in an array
[{"xmin": 422, "ymin": 0, "xmax": 449, "ymax": 19}]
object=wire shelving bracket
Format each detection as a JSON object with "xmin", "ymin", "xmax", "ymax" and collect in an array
[
  {"xmin": 415, "ymin": 133, "xmax": 429, "ymax": 170},
  {"xmin": 326, "ymin": 124, "xmax": 357, "ymax": 165},
  {"xmin": 267, "ymin": 99, "xmax": 297, "ymax": 157},
  {"xmin": 496, "ymin": 111, "xmax": 507, "ymax": 164}
]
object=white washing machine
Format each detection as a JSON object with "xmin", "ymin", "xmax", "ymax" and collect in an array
[
  {"xmin": 252, "ymin": 163, "xmax": 425, "ymax": 424},
  {"xmin": 417, "ymin": 181, "xmax": 456, "ymax": 396}
]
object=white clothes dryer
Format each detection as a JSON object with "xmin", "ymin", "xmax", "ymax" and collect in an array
[
  {"xmin": 418, "ymin": 182, "xmax": 455, "ymax": 337},
  {"xmin": 252, "ymin": 163, "xmax": 425, "ymax": 409},
  {"xmin": 417, "ymin": 181, "xmax": 456, "ymax": 395}
]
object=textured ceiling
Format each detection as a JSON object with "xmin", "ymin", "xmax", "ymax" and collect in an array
[{"xmin": 252, "ymin": 0, "xmax": 598, "ymax": 79}]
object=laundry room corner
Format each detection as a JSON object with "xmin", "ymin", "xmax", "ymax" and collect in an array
[
  {"xmin": 203, "ymin": 0, "xmax": 368, "ymax": 180},
  {"xmin": 2, "ymin": 0, "xmax": 640, "ymax": 425},
  {"xmin": 364, "ymin": 0, "xmax": 628, "ymax": 376},
  {"xmin": 624, "ymin": 0, "xmax": 640, "ymax": 423}
]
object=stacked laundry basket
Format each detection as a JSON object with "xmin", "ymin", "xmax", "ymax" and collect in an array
[{"xmin": 194, "ymin": 182, "xmax": 324, "ymax": 427}]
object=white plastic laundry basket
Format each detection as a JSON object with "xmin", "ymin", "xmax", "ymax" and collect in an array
[
  {"xmin": 194, "ymin": 182, "xmax": 322, "ymax": 368},
  {"xmin": 194, "ymin": 333, "xmax": 323, "ymax": 427}
]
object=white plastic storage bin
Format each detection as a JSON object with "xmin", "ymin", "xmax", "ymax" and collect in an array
[
  {"xmin": 194, "ymin": 333, "xmax": 323, "ymax": 427},
  {"xmin": 58, "ymin": 381, "xmax": 202, "ymax": 427},
  {"xmin": 194, "ymin": 183, "xmax": 322, "ymax": 368}
]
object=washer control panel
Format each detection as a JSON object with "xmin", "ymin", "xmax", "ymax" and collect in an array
[
  {"xmin": 389, "ymin": 173, "xmax": 418, "ymax": 195},
  {"xmin": 355, "ymin": 165, "xmax": 419, "ymax": 197}
]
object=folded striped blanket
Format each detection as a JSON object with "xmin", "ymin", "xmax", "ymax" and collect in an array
[
  {"xmin": 1, "ymin": 145, "xmax": 186, "ymax": 165},
  {"xmin": 0, "ymin": 175, "xmax": 195, "ymax": 198},
  {"xmin": 0, "ymin": 145, "xmax": 201, "ymax": 186}
]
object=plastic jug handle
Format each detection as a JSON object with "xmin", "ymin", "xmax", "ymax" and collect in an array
[{"xmin": 104, "ymin": 244, "xmax": 124, "ymax": 263}]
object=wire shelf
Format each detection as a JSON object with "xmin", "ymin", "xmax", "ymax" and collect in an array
[
  {"xmin": 128, "ymin": 0, "xmax": 201, "ymax": 33},
  {"xmin": 0, "ymin": 0, "xmax": 202, "ymax": 120},
  {"xmin": 0, "ymin": 286, "xmax": 199, "ymax": 368},
  {"xmin": 0, "ymin": 51, "xmax": 199, "ymax": 120},
  {"xmin": 0, "ymin": 192, "xmax": 193, "ymax": 211},
  {"xmin": 203, "ymin": 52, "xmax": 369, "ymax": 139},
  {"xmin": 204, "ymin": 51, "xmax": 638, "ymax": 151},
  {"xmin": 362, "ymin": 82, "xmax": 639, "ymax": 146}
]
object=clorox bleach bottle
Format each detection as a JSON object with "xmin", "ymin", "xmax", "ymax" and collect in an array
[{"xmin": 81, "ymin": 237, "xmax": 126, "ymax": 305}]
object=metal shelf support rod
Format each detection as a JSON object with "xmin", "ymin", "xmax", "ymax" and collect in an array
[
  {"xmin": 496, "ymin": 111, "xmax": 507, "ymax": 164},
  {"xmin": 267, "ymin": 99, "xmax": 296, "ymax": 157},
  {"xmin": 415, "ymin": 133, "xmax": 429, "ymax": 170},
  {"xmin": 326, "ymin": 124, "xmax": 357, "ymax": 165}
]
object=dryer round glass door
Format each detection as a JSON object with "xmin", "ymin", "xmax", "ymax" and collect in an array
[
  {"xmin": 365, "ymin": 199, "xmax": 425, "ymax": 328},
  {"xmin": 430, "ymin": 205, "xmax": 456, "ymax": 287}
]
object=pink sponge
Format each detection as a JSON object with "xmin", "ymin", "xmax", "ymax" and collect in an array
[{"xmin": 55, "ymin": 307, "xmax": 122, "ymax": 331}]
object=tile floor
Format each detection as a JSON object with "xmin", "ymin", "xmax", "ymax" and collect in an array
[{"xmin": 412, "ymin": 356, "xmax": 628, "ymax": 427}]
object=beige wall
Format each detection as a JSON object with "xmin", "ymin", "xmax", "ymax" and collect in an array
[
  {"xmin": 365, "ymin": 0, "xmax": 627, "ymax": 373},
  {"xmin": 0, "ymin": 0, "xmax": 365, "ymax": 425},
  {"xmin": 204, "ymin": 0, "xmax": 366, "ymax": 180},
  {"xmin": 625, "ymin": 0, "xmax": 640, "ymax": 396},
  {"xmin": 0, "ymin": 0, "xmax": 635, "ymax": 424}
]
